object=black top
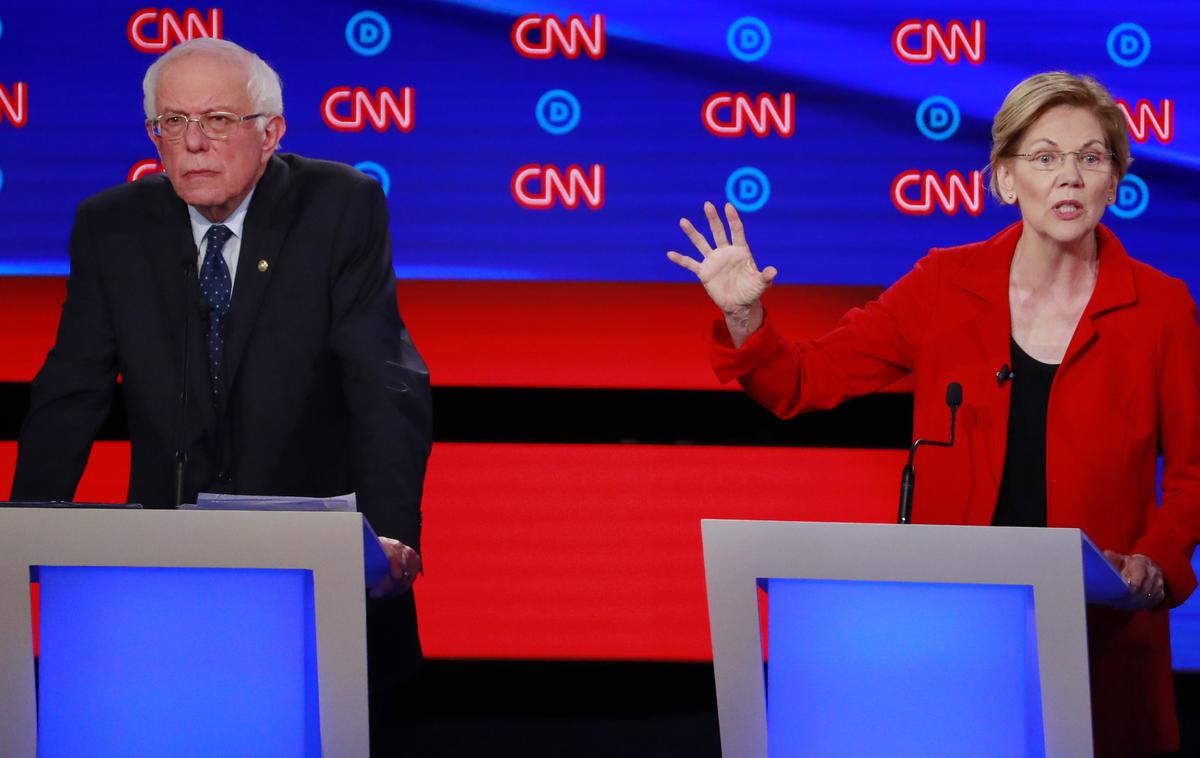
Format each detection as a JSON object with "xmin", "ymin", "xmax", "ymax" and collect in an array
[{"xmin": 992, "ymin": 337, "xmax": 1058, "ymax": 528}]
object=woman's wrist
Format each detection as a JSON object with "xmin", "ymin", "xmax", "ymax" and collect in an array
[{"xmin": 724, "ymin": 301, "xmax": 764, "ymax": 348}]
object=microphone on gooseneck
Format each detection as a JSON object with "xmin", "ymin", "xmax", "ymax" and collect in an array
[
  {"xmin": 897, "ymin": 382, "xmax": 963, "ymax": 525},
  {"xmin": 173, "ymin": 250, "xmax": 198, "ymax": 507}
]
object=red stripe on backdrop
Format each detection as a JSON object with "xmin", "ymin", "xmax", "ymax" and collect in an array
[
  {"xmin": 418, "ymin": 443, "xmax": 902, "ymax": 660},
  {"xmin": 0, "ymin": 441, "xmax": 130, "ymax": 503},
  {"xmin": 0, "ymin": 278, "xmax": 886, "ymax": 389},
  {"xmin": 2, "ymin": 441, "xmax": 904, "ymax": 661}
]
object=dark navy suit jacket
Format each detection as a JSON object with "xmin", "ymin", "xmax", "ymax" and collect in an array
[{"xmin": 14, "ymin": 152, "xmax": 431, "ymax": 687}]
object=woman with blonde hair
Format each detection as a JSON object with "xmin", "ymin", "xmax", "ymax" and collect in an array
[{"xmin": 669, "ymin": 72, "xmax": 1200, "ymax": 756}]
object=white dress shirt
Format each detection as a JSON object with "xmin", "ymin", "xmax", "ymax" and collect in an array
[{"xmin": 187, "ymin": 188, "xmax": 255, "ymax": 293}]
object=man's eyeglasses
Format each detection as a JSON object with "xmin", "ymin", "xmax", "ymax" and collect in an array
[
  {"xmin": 150, "ymin": 111, "xmax": 265, "ymax": 141},
  {"xmin": 1006, "ymin": 149, "xmax": 1115, "ymax": 172}
]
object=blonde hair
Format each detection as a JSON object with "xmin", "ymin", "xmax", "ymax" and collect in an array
[{"xmin": 988, "ymin": 72, "xmax": 1130, "ymax": 200}]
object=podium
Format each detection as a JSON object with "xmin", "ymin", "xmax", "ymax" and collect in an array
[
  {"xmin": 701, "ymin": 520, "xmax": 1128, "ymax": 758},
  {"xmin": 0, "ymin": 507, "xmax": 373, "ymax": 757}
]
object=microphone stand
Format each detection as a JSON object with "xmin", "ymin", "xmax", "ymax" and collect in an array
[
  {"xmin": 173, "ymin": 254, "xmax": 196, "ymax": 507},
  {"xmin": 897, "ymin": 383, "xmax": 962, "ymax": 525}
]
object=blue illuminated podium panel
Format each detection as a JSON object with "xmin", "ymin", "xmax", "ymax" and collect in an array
[
  {"xmin": 0, "ymin": 508, "xmax": 372, "ymax": 758},
  {"xmin": 702, "ymin": 520, "xmax": 1126, "ymax": 758},
  {"xmin": 765, "ymin": 578, "xmax": 1043, "ymax": 757},
  {"xmin": 36, "ymin": 566, "xmax": 320, "ymax": 758}
]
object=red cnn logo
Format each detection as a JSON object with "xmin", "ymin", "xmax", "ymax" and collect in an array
[
  {"xmin": 0, "ymin": 82, "xmax": 27, "ymax": 127},
  {"xmin": 1117, "ymin": 99, "xmax": 1174, "ymax": 144},
  {"xmin": 511, "ymin": 164, "xmax": 605, "ymax": 210},
  {"xmin": 322, "ymin": 87, "xmax": 414, "ymax": 133},
  {"xmin": 891, "ymin": 170, "xmax": 984, "ymax": 216},
  {"xmin": 127, "ymin": 8, "xmax": 223, "ymax": 53},
  {"xmin": 512, "ymin": 14, "xmax": 605, "ymax": 60},
  {"xmin": 892, "ymin": 20, "xmax": 985, "ymax": 64},
  {"xmin": 702, "ymin": 93, "xmax": 794, "ymax": 138},
  {"xmin": 128, "ymin": 159, "xmax": 164, "ymax": 182}
]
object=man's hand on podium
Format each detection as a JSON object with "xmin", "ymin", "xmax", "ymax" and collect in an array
[
  {"xmin": 1104, "ymin": 550, "xmax": 1166, "ymax": 610},
  {"xmin": 369, "ymin": 537, "xmax": 423, "ymax": 598}
]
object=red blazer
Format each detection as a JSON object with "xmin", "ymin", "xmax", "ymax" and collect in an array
[{"xmin": 712, "ymin": 221, "xmax": 1200, "ymax": 756}]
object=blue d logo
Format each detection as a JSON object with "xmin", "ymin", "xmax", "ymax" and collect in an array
[
  {"xmin": 727, "ymin": 17, "xmax": 771, "ymax": 62},
  {"xmin": 726, "ymin": 167, "xmax": 771, "ymax": 212},
  {"xmin": 1109, "ymin": 174, "xmax": 1148, "ymax": 219},
  {"xmin": 354, "ymin": 161, "xmax": 391, "ymax": 197},
  {"xmin": 346, "ymin": 11, "xmax": 391, "ymax": 57},
  {"xmin": 916, "ymin": 96, "xmax": 960, "ymax": 141},
  {"xmin": 536, "ymin": 90, "xmax": 581, "ymax": 135},
  {"xmin": 1106, "ymin": 23, "xmax": 1150, "ymax": 67}
]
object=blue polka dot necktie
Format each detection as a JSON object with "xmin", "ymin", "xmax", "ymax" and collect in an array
[{"xmin": 199, "ymin": 224, "xmax": 233, "ymax": 405}]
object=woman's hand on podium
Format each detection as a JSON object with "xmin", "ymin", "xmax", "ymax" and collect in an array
[
  {"xmin": 369, "ymin": 537, "xmax": 423, "ymax": 597},
  {"xmin": 667, "ymin": 201, "xmax": 777, "ymax": 348},
  {"xmin": 1104, "ymin": 550, "xmax": 1166, "ymax": 610}
]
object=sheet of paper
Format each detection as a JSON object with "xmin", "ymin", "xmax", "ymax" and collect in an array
[{"xmin": 186, "ymin": 492, "xmax": 357, "ymax": 512}]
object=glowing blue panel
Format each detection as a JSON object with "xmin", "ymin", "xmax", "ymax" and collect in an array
[
  {"xmin": 766, "ymin": 579, "xmax": 1043, "ymax": 757},
  {"xmin": 36, "ymin": 566, "xmax": 320, "ymax": 758}
]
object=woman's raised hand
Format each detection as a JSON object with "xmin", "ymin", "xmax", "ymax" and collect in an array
[
  {"xmin": 668, "ymin": 201, "xmax": 776, "ymax": 345},
  {"xmin": 668, "ymin": 201, "xmax": 777, "ymax": 312}
]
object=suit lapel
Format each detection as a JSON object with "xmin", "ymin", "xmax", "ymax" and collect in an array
[
  {"xmin": 143, "ymin": 181, "xmax": 195, "ymax": 349},
  {"xmin": 226, "ymin": 155, "xmax": 291, "ymax": 391},
  {"xmin": 141, "ymin": 179, "xmax": 216, "ymax": 431},
  {"xmin": 945, "ymin": 221, "xmax": 1138, "ymax": 516},
  {"xmin": 949, "ymin": 221, "xmax": 1021, "ymax": 498},
  {"xmin": 1060, "ymin": 223, "xmax": 1138, "ymax": 371}
]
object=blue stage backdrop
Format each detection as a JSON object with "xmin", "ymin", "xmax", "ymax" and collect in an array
[{"xmin": 0, "ymin": 1, "xmax": 1195, "ymax": 287}]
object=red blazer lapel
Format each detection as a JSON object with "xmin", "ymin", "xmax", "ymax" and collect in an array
[
  {"xmin": 1062, "ymin": 223, "xmax": 1139, "ymax": 372},
  {"xmin": 947, "ymin": 221, "xmax": 1021, "ymax": 500}
]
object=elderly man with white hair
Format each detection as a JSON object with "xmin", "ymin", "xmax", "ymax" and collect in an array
[{"xmin": 13, "ymin": 37, "xmax": 431, "ymax": 751}]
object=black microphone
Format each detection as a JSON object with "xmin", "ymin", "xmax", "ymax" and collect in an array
[
  {"xmin": 897, "ymin": 382, "xmax": 962, "ymax": 525},
  {"xmin": 996, "ymin": 364, "xmax": 1013, "ymax": 387},
  {"xmin": 173, "ymin": 251, "xmax": 198, "ymax": 507}
]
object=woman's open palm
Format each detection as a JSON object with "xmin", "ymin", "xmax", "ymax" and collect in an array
[{"xmin": 667, "ymin": 201, "xmax": 776, "ymax": 312}]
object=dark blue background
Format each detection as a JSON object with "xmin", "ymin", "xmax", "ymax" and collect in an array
[{"xmin": 0, "ymin": 1, "xmax": 1195, "ymax": 287}]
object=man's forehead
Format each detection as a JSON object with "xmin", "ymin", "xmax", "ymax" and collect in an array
[{"xmin": 156, "ymin": 53, "xmax": 252, "ymax": 108}]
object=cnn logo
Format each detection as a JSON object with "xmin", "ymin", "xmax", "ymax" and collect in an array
[
  {"xmin": 1117, "ymin": 99, "xmax": 1173, "ymax": 144},
  {"xmin": 703, "ymin": 93, "xmax": 794, "ymax": 138},
  {"xmin": 0, "ymin": 83, "xmax": 27, "ymax": 128},
  {"xmin": 511, "ymin": 164, "xmax": 605, "ymax": 210},
  {"xmin": 512, "ymin": 14, "xmax": 605, "ymax": 59},
  {"xmin": 127, "ymin": 8, "xmax": 223, "ymax": 53},
  {"xmin": 322, "ymin": 87, "xmax": 414, "ymax": 133},
  {"xmin": 891, "ymin": 170, "xmax": 985, "ymax": 216},
  {"xmin": 893, "ymin": 20, "xmax": 984, "ymax": 64}
]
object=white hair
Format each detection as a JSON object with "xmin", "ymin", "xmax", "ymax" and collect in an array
[{"xmin": 142, "ymin": 37, "xmax": 283, "ymax": 122}]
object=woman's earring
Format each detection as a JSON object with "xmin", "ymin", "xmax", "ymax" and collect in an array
[{"xmin": 1007, "ymin": 193, "xmax": 1015, "ymax": 203}]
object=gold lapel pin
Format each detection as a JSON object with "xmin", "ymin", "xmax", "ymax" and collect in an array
[{"xmin": 257, "ymin": 260, "xmax": 269, "ymax": 273}]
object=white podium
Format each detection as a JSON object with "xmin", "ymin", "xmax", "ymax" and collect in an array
[
  {"xmin": 702, "ymin": 520, "xmax": 1128, "ymax": 758},
  {"xmin": 0, "ymin": 507, "xmax": 374, "ymax": 757}
]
